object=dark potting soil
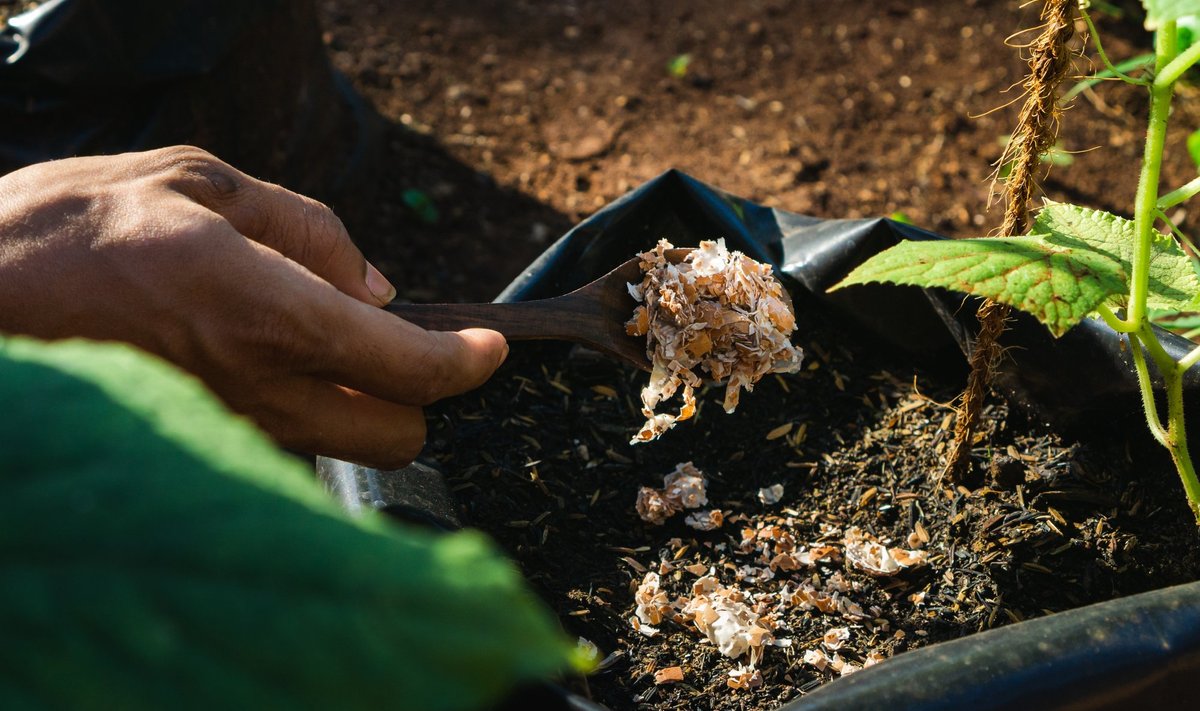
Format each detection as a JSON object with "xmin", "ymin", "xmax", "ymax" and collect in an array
[{"xmin": 425, "ymin": 290, "xmax": 1200, "ymax": 710}]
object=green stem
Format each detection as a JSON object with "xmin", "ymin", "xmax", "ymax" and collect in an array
[
  {"xmin": 1137, "ymin": 320, "xmax": 1200, "ymax": 522},
  {"xmin": 1079, "ymin": 7, "xmax": 1151, "ymax": 86},
  {"xmin": 1125, "ymin": 22, "xmax": 1200, "ymax": 522},
  {"xmin": 1178, "ymin": 343, "xmax": 1200, "ymax": 373},
  {"xmin": 1130, "ymin": 331, "xmax": 1170, "ymax": 446},
  {"xmin": 1155, "ymin": 33, "xmax": 1200, "ymax": 89},
  {"xmin": 1126, "ymin": 24, "xmax": 1178, "ymax": 329},
  {"xmin": 1158, "ymin": 176, "xmax": 1200, "ymax": 211},
  {"xmin": 1097, "ymin": 303, "xmax": 1136, "ymax": 333},
  {"xmin": 1164, "ymin": 368, "xmax": 1200, "ymax": 522},
  {"xmin": 1155, "ymin": 208, "xmax": 1196, "ymax": 250}
]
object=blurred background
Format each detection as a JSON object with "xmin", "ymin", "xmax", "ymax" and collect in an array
[
  {"xmin": 316, "ymin": 0, "xmax": 1200, "ymax": 301},
  {"xmin": 4, "ymin": 0, "xmax": 1197, "ymax": 301}
]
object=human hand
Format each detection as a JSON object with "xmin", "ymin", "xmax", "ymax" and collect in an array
[{"xmin": 0, "ymin": 146, "xmax": 507, "ymax": 468}]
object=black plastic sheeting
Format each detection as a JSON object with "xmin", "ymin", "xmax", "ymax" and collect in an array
[
  {"xmin": 791, "ymin": 578, "xmax": 1200, "ymax": 710},
  {"xmin": 320, "ymin": 169, "xmax": 1200, "ymax": 709},
  {"xmin": 497, "ymin": 168, "xmax": 1200, "ymax": 438}
]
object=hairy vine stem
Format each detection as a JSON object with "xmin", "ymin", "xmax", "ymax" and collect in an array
[{"xmin": 1121, "ymin": 19, "xmax": 1200, "ymax": 522}]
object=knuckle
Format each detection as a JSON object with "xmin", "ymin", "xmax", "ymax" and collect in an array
[
  {"xmin": 294, "ymin": 196, "xmax": 352, "ymax": 270},
  {"xmin": 151, "ymin": 145, "xmax": 241, "ymax": 204}
]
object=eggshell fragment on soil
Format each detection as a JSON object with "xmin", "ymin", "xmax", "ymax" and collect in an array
[
  {"xmin": 843, "ymin": 526, "xmax": 929, "ymax": 576},
  {"xmin": 635, "ymin": 462, "xmax": 711, "ymax": 525}
]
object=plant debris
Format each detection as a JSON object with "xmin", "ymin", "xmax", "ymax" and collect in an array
[{"xmin": 626, "ymin": 239, "xmax": 804, "ymax": 443}]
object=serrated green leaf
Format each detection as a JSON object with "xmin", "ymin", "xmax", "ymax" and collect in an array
[
  {"xmin": 1143, "ymin": 0, "xmax": 1200, "ymax": 29},
  {"xmin": 0, "ymin": 337, "xmax": 582, "ymax": 711},
  {"xmin": 830, "ymin": 235, "xmax": 1127, "ymax": 336},
  {"xmin": 831, "ymin": 202, "xmax": 1200, "ymax": 337},
  {"xmin": 1033, "ymin": 201, "xmax": 1200, "ymax": 312}
]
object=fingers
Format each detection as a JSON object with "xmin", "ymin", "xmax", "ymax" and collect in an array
[
  {"xmin": 149, "ymin": 146, "xmax": 396, "ymax": 307},
  {"xmin": 204, "ymin": 241, "xmax": 508, "ymax": 408},
  {"xmin": 264, "ymin": 377, "xmax": 429, "ymax": 470},
  {"xmin": 314, "ymin": 296, "xmax": 510, "ymax": 405}
]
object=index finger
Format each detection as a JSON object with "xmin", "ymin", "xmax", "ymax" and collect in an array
[{"xmin": 150, "ymin": 146, "xmax": 395, "ymax": 307}]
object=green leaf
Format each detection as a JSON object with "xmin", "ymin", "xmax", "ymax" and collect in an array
[
  {"xmin": 0, "ymin": 337, "xmax": 583, "ymax": 711},
  {"xmin": 831, "ymin": 202, "xmax": 1200, "ymax": 337},
  {"xmin": 1143, "ymin": 0, "xmax": 1200, "ymax": 29},
  {"xmin": 1033, "ymin": 201, "xmax": 1200, "ymax": 312},
  {"xmin": 830, "ymin": 234, "xmax": 1127, "ymax": 336}
]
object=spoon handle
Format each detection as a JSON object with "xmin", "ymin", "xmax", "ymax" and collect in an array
[{"xmin": 386, "ymin": 296, "xmax": 598, "ymax": 341}]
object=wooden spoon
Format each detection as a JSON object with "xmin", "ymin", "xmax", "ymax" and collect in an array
[{"xmin": 386, "ymin": 248, "xmax": 695, "ymax": 372}]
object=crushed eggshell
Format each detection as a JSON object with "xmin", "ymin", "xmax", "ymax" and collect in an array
[
  {"xmin": 803, "ymin": 648, "xmax": 829, "ymax": 671},
  {"xmin": 634, "ymin": 572, "xmax": 673, "ymax": 626},
  {"xmin": 626, "ymin": 239, "xmax": 804, "ymax": 443},
  {"xmin": 685, "ymin": 509, "xmax": 725, "ymax": 531},
  {"xmin": 805, "ymin": 648, "xmax": 860, "ymax": 676},
  {"xmin": 757, "ymin": 483, "xmax": 785, "ymax": 505},
  {"xmin": 822, "ymin": 627, "xmax": 851, "ymax": 651},
  {"xmin": 682, "ymin": 574, "xmax": 775, "ymax": 659},
  {"xmin": 654, "ymin": 666, "xmax": 685, "ymax": 685},
  {"xmin": 629, "ymin": 616, "xmax": 660, "ymax": 638},
  {"xmin": 843, "ymin": 527, "xmax": 929, "ymax": 576},
  {"xmin": 636, "ymin": 462, "xmax": 710, "ymax": 525},
  {"xmin": 636, "ymin": 487, "xmax": 680, "ymax": 525},
  {"xmin": 727, "ymin": 664, "xmax": 763, "ymax": 690},
  {"xmin": 664, "ymin": 462, "xmax": 709, "ymax": 508}
]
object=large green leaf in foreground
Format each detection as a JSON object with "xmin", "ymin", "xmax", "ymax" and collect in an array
[
  {"xmin": 0, "ymin": 337, "xmax": 584, "ymax": 710},
  {"xmin": 833, "ymin": 202, "xmax": 1200, "ymax": 337}
]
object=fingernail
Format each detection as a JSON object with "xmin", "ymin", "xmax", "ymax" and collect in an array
[
  {"xmin": 499, "ymin": 342, "xmax": 510, "ymax": 366},
  {"xmin": 365, "ymin": 262, "xmax": 396, "ymax": 304}
]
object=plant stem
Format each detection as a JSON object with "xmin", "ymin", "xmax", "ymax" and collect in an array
[
  {"xmin": 1125, "ymin": 24, "xmax": 1177, "ymax": 330},
  {"xmin": 1095, "ymin": 303, "xmax": 1135, "ymax": 332},
  {"xmin": 1130, "ymin": 331, "xmax": 1170, "ymax": 446},
  {"xmin": 1156, "ymin": 33, "xmax": 1200, "ymax": 89},
  {"xmin": 1179, "ymin": 344, "xmax": 1200, "ymax": 373},
  {"xmin": 1164, "ymin": 361, "xmax": 1200, "ymax": 521},
  {"xmin": 1158, "ymin": 176, "xmax": 1200, "ymax": 211},
  {"xmin": 1122, "ymin": 21, "xmax": 1200, "ymax": 522},
  {"xmin": 1079, "ymin": 7, "xmax": 1150, "ymax": 85}
]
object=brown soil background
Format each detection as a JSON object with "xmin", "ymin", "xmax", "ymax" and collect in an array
[
  {"xmin": 321, "ymin": 0, "xmax": 1200, "ymax": 303},
  {"xmin": 319, "ymin": 2, "xmax": 1200, "ymax": 709}
]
